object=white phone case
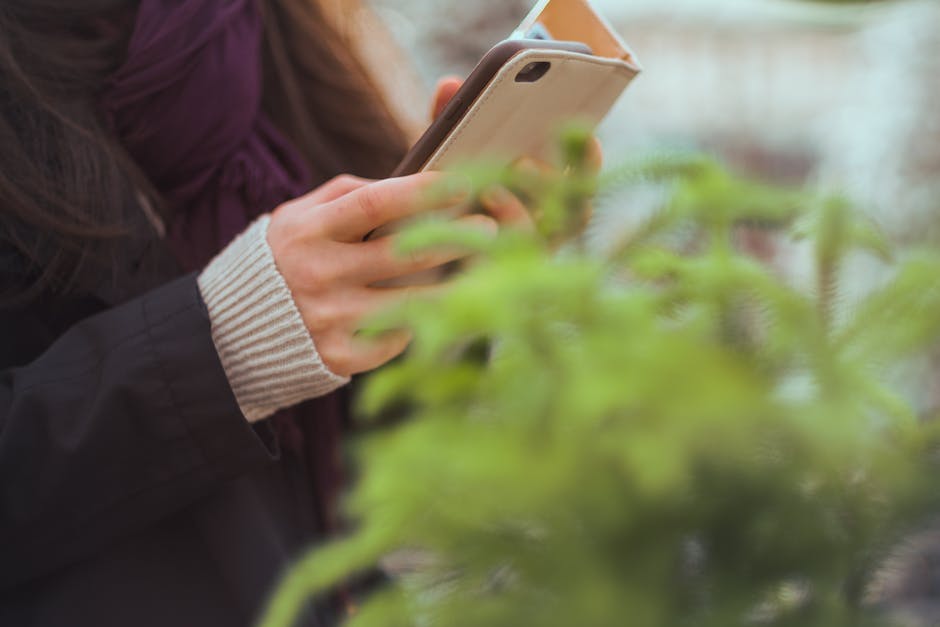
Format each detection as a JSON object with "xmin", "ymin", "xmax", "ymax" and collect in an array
[
  {"xmin": 422, "ymin": 0, "xmax": 640, "ymax": 170},
  {"xmin": 369, "ymin": 0, "xmax": 640, "ymax": 285},
  {"xmin": 423, "ymin": 47, "xmax": 638, "ymax": 172}
]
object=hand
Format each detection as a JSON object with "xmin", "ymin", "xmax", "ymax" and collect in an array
[{"xmin": 267, "ymin": 172, "xmax": 495, "ymax": 377}]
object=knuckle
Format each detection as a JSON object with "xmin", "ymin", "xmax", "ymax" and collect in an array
[
  {"xmin": 327, "ymin": 174, "xmax": 357, "ymax": 192},
  {"xmin": 326, "ymin": 358, "xmax": 353, "ymax": 378},
  {"xmin": 314, "ymin": 334, "xmax": 353, "ymax": 376},
  {"xmin": 356, "ymin": 184, "xmax": 387, "ymax": 225},
  {"xmin": 335, "ymin": 173, "xmax": 361, "ymax": 187},
  {"xmin": 300, "ymin": 300, "xmax": 341, "ymax": 334},
  {"xmin": 299, "ymin": 306, "xmax": 328, "ymax": 334}
]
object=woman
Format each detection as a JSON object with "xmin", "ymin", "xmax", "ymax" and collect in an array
[{"xmin": 0, "ymin": 1, "xmax": 535, "ymax": 625}]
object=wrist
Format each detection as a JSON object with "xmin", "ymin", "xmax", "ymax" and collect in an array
[{"xmin": 197, "ymin": 216, "xmax": 349, "ymax": 423}]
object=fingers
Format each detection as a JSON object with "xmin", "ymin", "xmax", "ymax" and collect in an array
[
  {"xmin": 304, "ymin": 285, "xmax": 438, "ymax": 331},
  {"xmin": 515, "ymin": 136, "xmax": 603, "ymax": 176},
  {"xmin": 298, "ymin": 174, "xmax": 374, "ymax": 206},
  {"xmin": 586, "ymin": 137, "xmax": 604, "ymax": 174},
  {"xmin": 317, "ymin": 285, "xmax": 444, "ymax": 376},
  {"xmin": 322, "ymin": 328, "xmax": 414, "ymax": 377},
  {"xmin": 350, "ymin": 214, "xmax": 498, "ymax": 284},
  {"xmin": 481, "ymin": 186, "xmax": 535, "ymax": 232},
  {"xmin": 457, "ymin": 212, "xmax": 500, "ymax": 236},
  {"xmin": 320, "ymin": 172, "xmax": 470, "ymax": 242},
  {"xmin": 515, "ymin": 155, "xmax": 554, "ymax": 177},
  {"xmin": 432, "ymin": 76, "xmax": 463, "ymax": 120}
]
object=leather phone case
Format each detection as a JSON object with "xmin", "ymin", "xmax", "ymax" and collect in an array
[
  {"xmin": 423, "ymin": 48, "xmax": 638, "ymax": 171},
  {"xmin": 369, "ymin": 0, "xmax": 639, "ymax": 284},
  {"xmin": 424, "ymin": 0, "xmax": 641, "ymax": 171}
]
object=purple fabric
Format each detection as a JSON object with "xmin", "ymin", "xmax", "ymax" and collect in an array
[
  {"xmin": 101, "ymin": 0, "xmax": 310, "ymax": 271},
  {"xmin": 101, "ymin": 0, "xmax": 344, "ymax": 530}
]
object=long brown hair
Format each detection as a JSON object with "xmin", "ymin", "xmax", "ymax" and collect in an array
[
  {"xmin": 0, "ymin": 0, "xmax": 409, "ymax": 303},
  {"xmin": 261, "ymin": 1, "xmax": 409, "ymax": 181}
]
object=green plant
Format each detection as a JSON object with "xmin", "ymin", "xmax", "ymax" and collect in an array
[{"xmin": 261, "ymin": 137, "xmax": 940, "ymax": 627}]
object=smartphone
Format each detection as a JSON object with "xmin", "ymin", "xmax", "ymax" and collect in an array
[
  {"xmin": 392, "ymin": 39, "xmax": 594, "ymax": 177},
  {"xmin": 392, "ymin": 0, "xmax": 641, "ymax": 179},
  {"xmin": 370, "ymin": 0, "xmax": 640, "ymax": 250}
]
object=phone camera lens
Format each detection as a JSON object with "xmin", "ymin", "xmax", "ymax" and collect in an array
[{"xmin": 515, "ymin": 61, "xmax": 551, "ymax": 83}]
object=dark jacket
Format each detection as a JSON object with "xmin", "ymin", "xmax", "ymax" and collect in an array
[{"xmin": 0, "ymin": 223, "xmax": 333, "ymax": 626}]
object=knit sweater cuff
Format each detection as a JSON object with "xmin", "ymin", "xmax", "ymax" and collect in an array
[{"xmin": 197, "ymin": 216, "xmax": 349, "ymax": 423}]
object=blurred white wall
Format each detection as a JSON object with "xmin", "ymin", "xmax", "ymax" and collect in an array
[{"xmin": 369, "ymin": 0, "xmax": 940, "ymax": 235}]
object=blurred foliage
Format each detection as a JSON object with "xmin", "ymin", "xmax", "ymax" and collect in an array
[{"xmin": 261, "ymin": 132, "xmax": 940, "ymax": 627}]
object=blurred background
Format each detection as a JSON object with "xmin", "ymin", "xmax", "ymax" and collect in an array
[
  {"xmin": 362, "ymin": 0, "xmax": 940, "ymax": 412},
  {"xmin": 366, "ymin": 0, "xmax": 940, "ymax": 243},
  {"xmin": 355, "ymin": 1, "xmax": 940, "ymax": 620}
]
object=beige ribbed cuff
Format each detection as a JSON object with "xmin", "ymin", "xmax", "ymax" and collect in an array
[{"xmin": 197, "ymin": 215, "xmax": 349, "ymax": 423}]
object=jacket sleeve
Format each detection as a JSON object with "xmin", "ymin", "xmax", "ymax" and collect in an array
[{"xmin": 0, "ymin": 274, "xmax": 278, "ymax": 589}]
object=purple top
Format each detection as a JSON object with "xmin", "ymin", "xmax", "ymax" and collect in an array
[
  {"xmin": 101, "ymin": 0, "xmax": 311, "ymax": 271},
  {"xmin": 101, "ymin": 0, "xmax": 345, "ymax": 530}
]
